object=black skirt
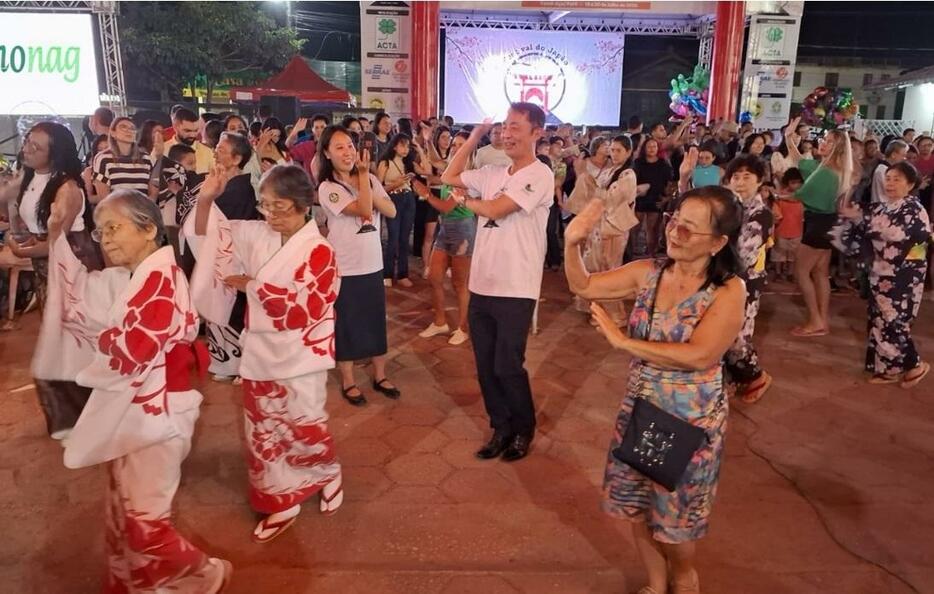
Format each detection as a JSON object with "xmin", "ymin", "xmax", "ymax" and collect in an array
[
  {"xmin": 801, "ymin": 210, "xmax": 837, "ymax": 250},
  {"xmin": 334, "ymin": 270, "xmax": 388, "ymax": 362}
]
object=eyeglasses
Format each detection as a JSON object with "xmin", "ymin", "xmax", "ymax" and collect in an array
[
  {"xmin": 91, "ymin": 223, "xmax": 123, "ymax": 242},
  {"xmin": 663, "ymin": 213, "xmax": 717, "ymax": 243},
  {"xmin": 257, "ymin": 202, "xmax": 296, "ymax": 218}
]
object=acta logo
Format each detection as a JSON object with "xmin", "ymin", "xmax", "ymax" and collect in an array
[{"xmin": 0, "ymin": 45, "xmax": 81, "ymax": 83}]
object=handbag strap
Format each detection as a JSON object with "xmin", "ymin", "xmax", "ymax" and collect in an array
[{"xmin": 635, "ymin": 263, "xmax": 724, "ymax": 441}]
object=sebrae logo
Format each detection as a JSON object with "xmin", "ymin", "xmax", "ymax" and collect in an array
[{"xmin": 0, "ymin": 44, "xmax": 81, "ymax": 82}]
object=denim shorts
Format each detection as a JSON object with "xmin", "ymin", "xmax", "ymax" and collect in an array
[{"xmin": 433, "ymin": 216, "xmax": 476, "ymax": 257}]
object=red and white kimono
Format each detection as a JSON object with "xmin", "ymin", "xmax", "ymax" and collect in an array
[
  {"xmin": 188, "ymin": 206, "xmax": 342, "ymax": 514},
  {"xmin": 52, "ymin": 236, "xmax": 224, "ymax": 593}
]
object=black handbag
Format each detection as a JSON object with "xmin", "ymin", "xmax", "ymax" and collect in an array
[
  {"xmin": 612, "ymin": 394, "xmax": 707, "ymax": 492},
  {"xmin": 610, "ymin": 268, "xmax": 717, "ymax": 492}
]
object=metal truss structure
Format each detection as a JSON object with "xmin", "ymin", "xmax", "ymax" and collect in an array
[
  {"xmin": 696, "ymin": 16, "xmax": 715, "ymax": 70},
  {"xmin": 0, "ymin": 0, "xmax": 127, "ymax": 115},
  {"xmin": 440, "ymin": 10, "xmax": 702, "ymax": 36}
]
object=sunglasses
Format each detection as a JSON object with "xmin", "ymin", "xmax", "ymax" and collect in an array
[{"xmin": 664, "ymin": 213, "xmax": 718, "ymax": 243}]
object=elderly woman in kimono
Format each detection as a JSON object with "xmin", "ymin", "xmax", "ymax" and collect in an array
[
  {"xmin": 835, "ymin": 160, "xmax": 932, "ymax": 388},
  {"xmin": 566, "ymin": 135, "xmax": 638, "ymax": 324},
  {"xmin": 48, "ymin": 190, "xmax": 231, "ymax": 593},
  {"xmin": 189, "ymin": 164, "xmax": 343, "ymax": 544}
]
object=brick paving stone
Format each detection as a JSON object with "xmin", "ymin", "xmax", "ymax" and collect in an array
[
  {"xmin": 385, "ymin": 452, "xmax": 454, "ymax": 485},
  {"xmin": 442, "ymin": 575, "xmax": 519, "ymax": 593},
  {"xmin": 3, "ymin": 272, "xmax": 934, "ymax": 593},
  {"xmin": 383, "ymin": 425, "xmax": 450, "ymax": 454}
]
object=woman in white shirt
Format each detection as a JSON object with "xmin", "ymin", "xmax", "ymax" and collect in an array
[
  {"xmin": 317, "ymin": 125, "xmax": 400, "ymax": 406},
  {"xmin": 4, "ymin": 121, "xmax": 104, "ymax": 438}
]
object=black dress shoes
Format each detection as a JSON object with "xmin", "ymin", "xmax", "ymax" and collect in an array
[
  {"xmin": 475, "ymin": 432, "xmax": 512, "ymax": 459},
  {"xmin": 501, "ymin": 434, "xmax": 532, "ymax": 462}
]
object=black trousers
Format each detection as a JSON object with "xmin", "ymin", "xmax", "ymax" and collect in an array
[{"xmin": 468, "ymin": 293, "xmax": 537, "ymax": 437}]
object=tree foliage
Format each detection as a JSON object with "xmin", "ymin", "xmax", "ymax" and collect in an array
[{"xmin": 120, "ymin": 1, "xmax": 303, "ymax": 101}]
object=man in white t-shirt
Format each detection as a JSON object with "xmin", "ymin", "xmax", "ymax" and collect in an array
[
  {"xmin": 442, "ymin": 103, "xmax": 553, "ymax": 462},
  {"xmin": 473, "ymin": 122, "xmax": 513, "ymax": 169}
]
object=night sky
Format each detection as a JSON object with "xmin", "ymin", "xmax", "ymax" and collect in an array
[{"xmin": 292, "ymin": 1, "xmax": 934, "ymax": 71}]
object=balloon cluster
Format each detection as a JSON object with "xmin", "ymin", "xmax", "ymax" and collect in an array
[
  {"xmin": 800, "ymin": 87, "xmax": 860, "ymax": 130},
  {"xmin": 669, "ymin": 64, "xmax": 710, "ymax": 120}
]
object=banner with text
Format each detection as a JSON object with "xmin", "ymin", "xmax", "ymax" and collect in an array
[
  {"xmin": 360, "ymin": 1, "xmax": 412, "ymax": 119},
  {"xmin": 741, "ymin": 15, "xmax": 800, "ymax": 130},
  {"xmin": 444, "ymin": 27, "xmax": 624, "ymax": 125},
  {"xmin": 0, "ymin": 12, "xmax": 100, "ymax": 115}
]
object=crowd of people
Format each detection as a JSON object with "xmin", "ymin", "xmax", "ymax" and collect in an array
[{"xmin": 0, "ymin": 99, "xmax": 931, "ymax": 594}]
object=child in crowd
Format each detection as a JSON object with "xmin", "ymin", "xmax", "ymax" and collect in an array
[{"xmin": 772, "ymin": 168, "xmax": 805, "ymax": 282}]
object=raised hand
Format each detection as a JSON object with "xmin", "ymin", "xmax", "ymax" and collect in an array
[
  {"xmin": 199, "ymin": 164, "xmax": 231, "ymax": 203},
  {"xmin": 680, "ymin": 145, "xmax": 699, "ymax": 179},
  {"xmin": 564, "ymin": 199, "xmax": 603, "ymax": 246},
  {"xmin": 590, "ymin": 302, "xmax": 627, "ymax": 348},
  {"xmin": 469, "ymin": 118, "xmax": 494, "ymax": 143},
  {"xmin": 151, "ymin": 129, "xmax": 165, "ymax": 159},
  {"xmin": 356, "ymin": 149, "xmax": 370, "ymax": 176}
]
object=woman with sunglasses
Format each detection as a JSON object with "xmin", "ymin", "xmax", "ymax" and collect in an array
[
  {"xmin": 191, "ymin": 163, "xmax": 345, "ymax": 543},
  {"xmin": 565, "ymin": 186, "xmax": 746, "ymax": 594},
  {"xmin": 317, "ymin": 125, "xmax": 400, "ymax": 407},
  {"xmin": 5, "ymin": 122, "xmax": 103, "ymax": 438}
]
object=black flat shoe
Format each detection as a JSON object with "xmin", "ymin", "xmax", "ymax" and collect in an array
[
  {"xmin": 501, "ymin": 434, "xmax": 532, "ymax": 462},
  {"xmin": 342, "ymin": 384, "xmax": 367, "ymax": 407},
  {"xmin": 475, "ymin": 432, "xmax": 512, "ymax": 460},
  {"xmin": 372, "ymin": 378, "xmax": 401, "ymax": 400}
]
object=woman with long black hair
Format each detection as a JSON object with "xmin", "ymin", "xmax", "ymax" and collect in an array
[
  {"xmin": 317, "ymin": 125, "xmax": 399, "ymax": 407},
  {"xmin": 378, "ymin": 133, "xmax": 429, "ymax": 287},
  {"xmin": 4, "ymin": 121, "xmax": 104, "ymax": 439},
  {"xmin": 633, "ymin": 137, "xmax": 673, "ymax": 258},
  {"xmin": 415, "ymin": 124, "xmax": 453, "ymax": 276}
]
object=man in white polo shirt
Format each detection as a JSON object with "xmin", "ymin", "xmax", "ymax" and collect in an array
[{"xmin": 442, "ymin": 103, "xmax": 552, "ymax": 462}]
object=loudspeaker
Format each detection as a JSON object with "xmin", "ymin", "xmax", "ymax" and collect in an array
[{"xmin": 260, "ymin": 96, "xmax": 299, "ymax": 124}]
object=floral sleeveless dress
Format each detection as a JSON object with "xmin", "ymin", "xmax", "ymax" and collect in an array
[{"xmin": 602, "ymin": 263, "xmax": 728, "ymax": 543}]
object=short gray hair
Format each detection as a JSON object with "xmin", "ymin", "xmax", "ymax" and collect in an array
[
  {"xmin": 95, "ymin": 189, "xmax": 166, "ymax": 245},
  {"xmin": 885, "ymin": 139, "xmax": 909, "ymax": 158}
]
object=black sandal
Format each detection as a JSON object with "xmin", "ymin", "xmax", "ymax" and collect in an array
[
  {"xmin": 372, "ymin": 378, "xmax": 401, "ymax": 400},
  {"xmin": 341, "ymin": 384, "xmax": 367, "ymax": 407}
]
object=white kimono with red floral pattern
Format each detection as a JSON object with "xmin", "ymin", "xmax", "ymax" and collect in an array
[
  {"xmin": 189, "ymin": 206, "xmax": 342, "ymax": 514},
  {"xmin": 51, "ymin": 236, "xmax": 223, "ymax": 593}
]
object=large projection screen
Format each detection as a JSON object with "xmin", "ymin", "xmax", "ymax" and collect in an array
[
  {"xmin": 0, "ymin": 12, "xmax": 101, "ymax": 115},
  {"xmin": 444, "ymin": 27, "xmax": 624, "ymax": 125}
]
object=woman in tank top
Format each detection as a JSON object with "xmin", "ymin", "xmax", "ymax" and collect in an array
[{"xmin": 4, "ymin": 121, "xmax": 104, "ymax": 439}]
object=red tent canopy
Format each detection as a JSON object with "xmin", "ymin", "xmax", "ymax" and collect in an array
[{"xmin": 230, "ymin": 56, "xmax": 354, "ymax": 105}]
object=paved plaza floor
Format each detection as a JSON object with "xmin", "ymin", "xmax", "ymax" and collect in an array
[{"xmin": 1, "ymin": 271, "xmax": 932, "ymax": 594}]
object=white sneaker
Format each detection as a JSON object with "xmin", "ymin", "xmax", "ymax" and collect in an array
[
  {"xmin": 384, "ymin": 278, "xmax": 393, "ymax": 287},
  {"xmin": 422, "ymin": 268, "xmax": 430, "ymax": 280},
  {"xmin": 419, "ymin": 323, "xmax": 450, "ymax": 338},
  {"xmin": 448, "ymin": 328, "xmax": 469, "ymax": 345}
]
